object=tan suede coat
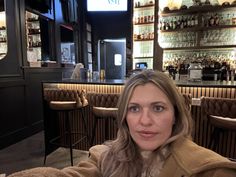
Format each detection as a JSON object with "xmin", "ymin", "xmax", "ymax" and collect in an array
[{"xmin": 8, "ymin": 138, "xmax": 236, "ymax": 177}]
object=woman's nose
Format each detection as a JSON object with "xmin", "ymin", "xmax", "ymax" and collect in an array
[{"xmin": 139, "ymin": 108, "xmax": 152, "ymax": 126}]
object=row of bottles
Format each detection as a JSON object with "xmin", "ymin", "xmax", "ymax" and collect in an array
[
  {"xmin": 28, "ymin": 28, "xmax": 40, "ymax": 34},
  {"xmin": 0, "ymin": 29, "xmax": 7, "ymax": 42},
  {"xmin": 133, "ymin": 21, "xmax": 154, "ymax": 40},
  {"xmin": 160, "ymin": 0, "xmax": 236, "ymax": 12},
  {"xmin": 159, "ymin": 15, "xmax": 198, "ymax": 31},
  {"xmin": 0, "ymin": 42, "xmax": 7, "ymax": 55},
  {"xmin": 163, "ymin": 50, "xmax": 236, "ymax": 68},
  {"xmin": 28, "ymin": 37, "xmax": 41, "ymax": 48},
  {"xmin": 134, "ymin": 0, "xmax": 154, "ymax": 8},
  {"xmin": 133, "ymin": 14, "xmax": 155, "ymax": 24},
  {"xmin": 26, "ymin": 11, "xmax": 42, "ymax": 63},
  {"xmin": 133, "ymin": 0, "xmax": 155, "ymax": 69},
  {"xmin": 163, "ymin": 50, "xmax": 236, "ymax": 81},
  {"xmin": 133, "ymin": 31, "xmax": 154, "ymax": 40},
  {"xmin": 165, "ymin": 60, "xmax": 235, "ymax": 82},
  {"xmin": 27, "ymin": 15, "xmax": 39, "ymax": 22},
  {"xmin": 202, "ymin": 11, "xmax": 236, "ymax": 27},
  {"xmin": 159, "ymin": 11, "xmax": 236, "ymax": 32}
]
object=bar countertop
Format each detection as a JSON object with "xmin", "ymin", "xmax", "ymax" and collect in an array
[{"xmin": 43, "ymin": 78, "xmax": 236, "ymax": 88}]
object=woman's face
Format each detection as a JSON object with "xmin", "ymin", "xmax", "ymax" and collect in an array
[{"xmin": 126, "ymin": 82, "xmax": 175, "ymax": 151}]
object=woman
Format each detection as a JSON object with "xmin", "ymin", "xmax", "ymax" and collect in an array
[{"xmin": 8, "ymin": 70, "xmax": 236, "ymax": 177}]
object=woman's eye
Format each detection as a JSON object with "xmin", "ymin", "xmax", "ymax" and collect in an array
[
  {"xmin": 153, "ymin": 105, "xmax": 164, "ymax": 112},
  {"xmin": 128, "ymin": 105, "xmax": 140, "ymax": 112}
]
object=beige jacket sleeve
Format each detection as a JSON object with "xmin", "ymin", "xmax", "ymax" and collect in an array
[
  {"xmin": 7, "ymin": 145, "xmax": 107, "ymax": 177},
  {"xmin": 195, "ymin": 167, "xmax": 236, "ymax": 177}
]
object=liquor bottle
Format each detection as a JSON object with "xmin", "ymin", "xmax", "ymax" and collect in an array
[
  {"xmin": 191, "ymin": 16, "xmax": 195, "ymax": 27},
  {"xmin": 194, "ymin": 15, "xmax": 198, "ymax": 26},
  {"xmin": 180, "ymin": 16, "xmax": 184, "ymax": 29},
  {"xmin": 159, "ymin": 20, "xmax": 163, "ymax": 30},
  {"xmin": 177, "ymin": 17, "xmax": 181, "ymax": 29},
  {"xmin": 170, "ymin": 20, "xmax": 173, "ymax": 30},
  {"xmin": 173, "ymin": 17, "xmax": 177, "ymax": 29},
  {"xmin": 220, "ymin": 63, "xmax": 227, "ymax": 81},
  {"xmin": 209, "ymin": 14, "xmax": 215, "ymax": 26},
  {"xmin": 165, "ymin": 21, "xmax": 170, "ymax": 30},
  {"xmin": 175, "ymin": 69, "xmax": 180, "ymax": 81},
  {"xmin": 226, "ymin": 13, "xmax": 231, "ymax": 25},
  {"xmin": 187, "ymin": 16, "xmax": 191, "ymax": 27},
  {"xmin": 214, "ymin": 13, "xmax": 219, "ymax": 26},
  {"xmin": 231, "ymin": 69, "xmax": 235, "ymax": 82}
]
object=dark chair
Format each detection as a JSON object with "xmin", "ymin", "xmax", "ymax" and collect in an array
[
  {"xmin": 43, "ymin": 89, "xmax": 90, "ymax": 166},
  {"xmin": 201, "ymin": 97, "xmax": 236, "ymax": 158},
  {"xmin": 87, "ymin": 93, "xmax": 120, "ymax": 145}
]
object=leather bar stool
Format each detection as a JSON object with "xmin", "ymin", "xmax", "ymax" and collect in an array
[
  {"xmin": 90, "ymin": 106, "xmax": 118, "ymax": 145},
  {"xmin": 201, "ymin": 96, "xmax": 236, "ymax": 159},
  {"xmin": 43, "ymin": 89, "xmax": 89, "ymax": 166},
  {"xmin": 208, "ymin": 115, "xmax": 236, "ymax": 151},
  {"xmin": 87, "ymin": 93, "xmax": 120, "ymax": 145}
]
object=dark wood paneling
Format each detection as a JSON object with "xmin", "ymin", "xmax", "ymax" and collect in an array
[
  {"xmin": 0, "ymin": 0, "xmax": 77, "ymax": 150},
  {"xmin": 24, "ymin": 67, "xmax": 74, "ymax": 125},
  {"xmin": 0, "ymin": 68, "xmax": 73, "ymax": 149},
  {"xmin": 0, "ymin": 81, "xmax": 28, "ymax": 149}
]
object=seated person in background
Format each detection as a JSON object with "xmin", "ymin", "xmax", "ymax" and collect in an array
[{"xmin": 8, "ymin": 70, "xmax": 236, "ymax": 177}]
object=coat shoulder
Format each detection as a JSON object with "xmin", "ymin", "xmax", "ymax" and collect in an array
[
  {"xmin": 89, "ymin": 145, "xmax": 109, "ymax": 160},
  {"xmin": 170, "ymin": 137, "xmax": 236, "ymax": 175}
]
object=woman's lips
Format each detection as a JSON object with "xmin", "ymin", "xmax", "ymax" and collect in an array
[{"xmin": 138, "ymin": 131, "xmax": 157, "ymax": 138}]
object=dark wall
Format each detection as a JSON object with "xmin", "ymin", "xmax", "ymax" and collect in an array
[
  {"xmin": 90, "ymin": 12, "xmax": 131, "ymax": 39},
  {"xmin": 86, "ymin": 1, "xmax": 132, "ymax": 71},
  {"xmin": 0, "ymin": 0, "xmax": 75, "ymax": 149}
]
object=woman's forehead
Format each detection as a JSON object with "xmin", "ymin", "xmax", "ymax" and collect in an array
[{"xmin": 129, "ymin": 83, "xmax": 171, "ymax": 103}]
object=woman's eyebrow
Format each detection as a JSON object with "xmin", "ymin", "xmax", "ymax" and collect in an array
[
  {"xmin": 151, "ymin": 101, "xmax": 167, "ymax": 105},
  {"xmin": 128, "ymin": 102, "xmax": 139, "ymax": 105}
]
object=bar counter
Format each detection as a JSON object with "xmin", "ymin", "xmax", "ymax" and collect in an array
[
  {"xmin": 42, "ymin": 79, "xmax": 236, "ymax": 159},
  {"xmin": 44, "ymin": 78, "xmax": 236, "ymax": 87},
  {"xmin": 43, "ymin": 79, "xmax": 236, "ymax": 99}
]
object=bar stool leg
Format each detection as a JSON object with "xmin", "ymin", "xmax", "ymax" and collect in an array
[
  {"xmin": 79, "ymin": 108, "xmax": 91, "ymax": 146},
  {"xmin": 66, "ymin": 111, "xmax": 73, "ymax": 166},
  {"xmin": 208, "ymin": 127, "xmax": 221, "ymax": 151},
  {"xmin": 90, "ymin": 117, "xmax": 98, "ymax": 145},
  {"xmin": 43, "ymin": 154, "xmax": 47, "ymax": 165},
  {"xmin": 105, "ymin": 119, "xmax": 109, "ymax": 140}
]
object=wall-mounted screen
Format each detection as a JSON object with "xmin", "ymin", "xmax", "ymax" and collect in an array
[{"xmin": 87, "ymin": 0, "xmax": 127, "ymax": 11}]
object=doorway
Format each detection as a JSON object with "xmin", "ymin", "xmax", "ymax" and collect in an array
[{"xmin": 98, "ymin": 38, "xmax": 126, "ymax": 79}]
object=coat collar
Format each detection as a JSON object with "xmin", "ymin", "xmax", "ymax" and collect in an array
[{"xmin": 159, "ymin": 137, "xmax": 236, "ymax": 176}]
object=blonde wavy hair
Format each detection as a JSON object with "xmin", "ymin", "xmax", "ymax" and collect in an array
[{"xmin": 99, "ymin": 70, "xmax": 193, "ymax": 177}]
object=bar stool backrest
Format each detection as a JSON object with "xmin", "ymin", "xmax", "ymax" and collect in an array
[
  {"xmin": 87, "ymin": 93, "xmax": 120, "ymax": 108},
  {"xmin": 44, "ymin": 89, "xmax": 88, "ymax": 108},
  {"xmin": 200, "ymin": 96, "xmax": 236, "ymax": 158},
  {"xmin": 201, "ymin": 97, "xmax": 236, "ymax": 119}
]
